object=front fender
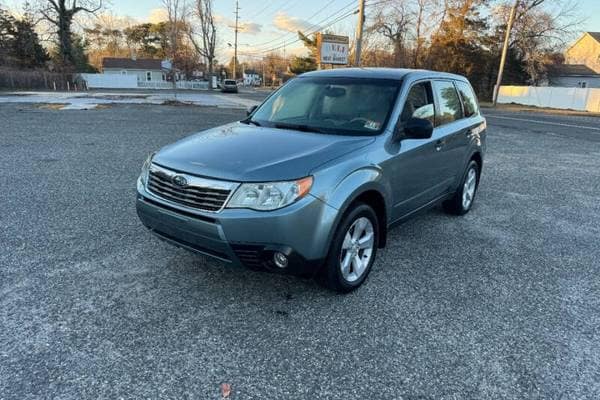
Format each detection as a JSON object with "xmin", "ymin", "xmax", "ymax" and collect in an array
[
  {"xmin": 323, "ymin": 167, "xmax": 390, "ymax": 213},
  {"xmin": 312, "ymin": 166, "xmax": 392, "ymax": 253}
]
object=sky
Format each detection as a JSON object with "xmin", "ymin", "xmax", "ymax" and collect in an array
[{"xmin": 5, "ymin": 0, "xmax": 600, "ymax": 62}]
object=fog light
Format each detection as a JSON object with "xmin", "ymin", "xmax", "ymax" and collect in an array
[{"xmin": 273, "ymin": 252, "xmax": 288, "ymax": 268}]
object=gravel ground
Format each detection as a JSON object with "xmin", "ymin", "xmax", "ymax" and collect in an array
[{"xmin": 1, "ymin": 102, "xmax": 599, "ymax": 399}]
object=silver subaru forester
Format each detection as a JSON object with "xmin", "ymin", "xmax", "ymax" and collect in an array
[{"xmin": 136, "ymin": 68, "xmax": 486, "ymax": 292}]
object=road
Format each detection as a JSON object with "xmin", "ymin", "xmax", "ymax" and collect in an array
[{"xmin": 1, "ymin": 101, "xmax": 599, "ymax": 399}]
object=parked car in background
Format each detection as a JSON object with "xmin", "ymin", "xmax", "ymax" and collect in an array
[
  {"xmin": 221, "ymin": 79, "xmax": 238, "ymax": 93},
  {"xmin": 136, "ymin": 68, "xmax": 486, "ymax": 292}
]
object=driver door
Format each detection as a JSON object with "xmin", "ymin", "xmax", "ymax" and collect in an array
[{"xmin": 386, "ymin": 80, "xmax": 447, "ymax": 220}]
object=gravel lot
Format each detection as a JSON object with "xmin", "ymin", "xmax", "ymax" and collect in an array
[{"xmin": 1, "ymin": 101, "xmax": 599, "ymax": 399}]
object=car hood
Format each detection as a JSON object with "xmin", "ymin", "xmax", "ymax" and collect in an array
[{"xmin": 153, "ymin": 122, "xmax": 374, "ymax": 182}]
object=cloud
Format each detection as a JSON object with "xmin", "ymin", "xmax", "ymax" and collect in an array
[
  {"xmin": 148, "ymin": 8, "xmax": 168, "ymax": 23},
  {"xmin": 213, "ymin": 14, "xmax": 227, "ymax": 24},
  {"xmin": 240, "ymin": 22, "xmax": 262, "ymax": 35},
  {"xmin": 214, "ymin": 14, "xmax": 261, "ymax": 35},
  {"xmin": 273, "ymin": 12, "xmax": 316, "ymax": 33}
]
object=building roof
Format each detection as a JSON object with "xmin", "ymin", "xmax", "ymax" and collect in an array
[
  {"xmin": 567, "ymin": 32, "xmax": 600, "ymax": 53},
  {"xmin": 300, "ymin": 67, "xmax": 468, "ymax": 82},
  {"xmin": 548, "ymin": 64, "xmax": 600, "ymax": 77},
  {"xmin": 588, "ymin": 32, "xmax": 600, "ymax": 43},
  {"xmin": 102, "ymin": 58, "xmax": 163, "ymax": 70}
]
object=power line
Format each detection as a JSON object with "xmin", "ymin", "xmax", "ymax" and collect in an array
[
  {"xmin": 244, "ymin": 0, "xmax": 297, "ymax": 22},
  {"xmin": 243, "ymin": 0, "xmax": 339, "ymax": 50},
  {"xmin": 240, "ymin": 7, "xmax": 358, "ymax": 56},
  {"xmin": 245, "ymin": 0, "xmax": 357, "ymax": 53}
]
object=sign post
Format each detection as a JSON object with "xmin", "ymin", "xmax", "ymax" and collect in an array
[{"xmin": 316, "ymin": 33, "xmax": 350, "ymax": 69}]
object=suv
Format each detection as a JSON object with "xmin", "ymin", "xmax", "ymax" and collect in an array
[
  {"xmin": 136, "ymin": 68, "xmax": 486, "ymax": 292},
  {"xmin": 221, "ymin": 79, "xmax": 238, "ymax": 93}
]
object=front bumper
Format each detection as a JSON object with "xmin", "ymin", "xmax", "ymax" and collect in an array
[{"xmin": 136, "ymin": 178, "xmax": 338, "ymax": 275}]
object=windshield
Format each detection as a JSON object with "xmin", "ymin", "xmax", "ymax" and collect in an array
[
  {"xmin": 224, "ymin": 80, "xmax": 236, "ymax": 84},
  {"xmin": 250, "ymin": 77, "xmax": 401, "ymax": 135}
]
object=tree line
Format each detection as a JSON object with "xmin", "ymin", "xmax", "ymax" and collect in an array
[
  {"xmin": 291, "ymin": 0, "xmax": 580, "ymax": 99},
  {"xmin": 1, "ymin": 0, "xmax": 581, "ymax": 95}
]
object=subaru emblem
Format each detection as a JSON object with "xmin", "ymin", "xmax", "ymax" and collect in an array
[{"xmin": 172, "ymin": 175, "xmax": 188, "ymax": 187}]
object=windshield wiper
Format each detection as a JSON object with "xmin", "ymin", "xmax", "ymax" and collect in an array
[
  {"xmin": 273, "ymin": 122, "xmax": 324, "ymax": 133},
  {"xmin": 241, "ymin": 118, "xmax": 261, "ymax": 126}
]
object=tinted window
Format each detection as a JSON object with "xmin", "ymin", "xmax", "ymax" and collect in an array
[
  {"xmin": 434, "ymin": 80, "xmax": 462, "ymax": 125},
  {"xmin": 455, "ymin": 80, "xmax": 479, "ymax": 117},
  {"xmin": 400, "ymin": 82, "xmax": 435, "ymax": 125}
]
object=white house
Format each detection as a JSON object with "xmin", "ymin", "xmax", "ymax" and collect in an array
[
  {"xmin": 547, "ymin": 32, "xmax": 600, "ymax": 88},
  {"xmin": 547, "ymin": 64, "xmax": 600, "ymax": 89},
  {"xmin": 102, "ymin": 57, "xmax": 168, "ymax": 83}
]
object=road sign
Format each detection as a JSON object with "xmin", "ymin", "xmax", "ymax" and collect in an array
[{"xmin": 317, "ymin": 33, "xmax": 349, "ymax": 66}]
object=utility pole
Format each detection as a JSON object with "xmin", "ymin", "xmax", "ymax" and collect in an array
[
  {"xmin": 493, "ymin": 0, "xmax": 518, "ymax": 107},
  {"xmin": 234, "ymin": 0, "xmax": 240, "ymax": 80},
  {"xmin": 354, "ymin": 0, "xmax": 366, "ymax": 66}
]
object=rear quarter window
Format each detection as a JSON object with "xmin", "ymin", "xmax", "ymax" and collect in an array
[
  {"xmin": 455, "ymin": 81, "xmax": 479, "ymax": 117},
  {"xmin": 433, "ymin": 80, "xmax": 463, "ymax": 125}
]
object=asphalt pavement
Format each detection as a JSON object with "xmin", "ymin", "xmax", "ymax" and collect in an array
[{"xmin": 1, "ymin": 101, "xmax": 599, "ymax": 399}]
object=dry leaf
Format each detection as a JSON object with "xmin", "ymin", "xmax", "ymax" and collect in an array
[{"xmin": 220, "ymin": 383, "xmax": 232, "ymax": 398}]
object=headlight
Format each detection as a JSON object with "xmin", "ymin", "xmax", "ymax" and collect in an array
[
  {"xmin": 139, "ymin": 153, "xmax": 154, "ymax": 185},
  {"xmin": 226, "ymin": 176, "xmax": 313, "ymax": 211}
]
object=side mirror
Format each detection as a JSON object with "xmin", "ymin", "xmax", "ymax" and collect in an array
[
  {"xmin": 402, "ymin": 117, "xmax": 433, "ymax": 139},
  {"xmin": 246, "ymin": 105, "xmax": 257, "ymax": 116}
]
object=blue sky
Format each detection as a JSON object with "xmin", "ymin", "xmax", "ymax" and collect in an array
[{"xmin": 6, "ymin": 0, "xmax": 600, "ymax": 62}]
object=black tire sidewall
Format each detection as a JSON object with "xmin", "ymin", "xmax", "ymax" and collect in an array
[{"xmin": 325, "ymin": 203, "xmax": 379, "ymax": 292}]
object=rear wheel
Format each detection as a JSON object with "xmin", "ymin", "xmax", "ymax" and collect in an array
[
  {"xmin": 443, "ymin": 160, "xmax": 479, "ymax": 215},
  {"xmin": 321, "ymin": 203, "xmax": 379, "ymax": 293}
]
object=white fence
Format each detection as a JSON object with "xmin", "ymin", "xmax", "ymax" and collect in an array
[
  {"xmin": 138, "ymin": 81, "xmax": 209, "ymax": 90},
  {"xmin": 80, "ymin": 73, "xmax": 138, "ymax": 89},
  {"xmin": 497, "ymin": 85, "xmax": 600, "ymax": 112},
  {"xmin": 80, "ymin": 73, "xmax": 209, "ymax": 91}
]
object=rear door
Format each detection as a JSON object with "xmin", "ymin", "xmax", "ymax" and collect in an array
[{"xmin": 431, "ymin": 80, "xmax": 467, "ymax": 190}]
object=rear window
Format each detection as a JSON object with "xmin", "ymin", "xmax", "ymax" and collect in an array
[
  {"xmin": 224, "ymin": 80, "xmax": 236, "ymax": 85},
  {"xmin": 455, "ymin": 81, "xmax": 479, "ymax": 117}
]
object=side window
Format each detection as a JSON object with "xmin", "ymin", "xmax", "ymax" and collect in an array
[
  {"xmin": 455, "ymin": 80, "xmax": 479, "ymax": 117},
  {"xmin": 399, "ymin": 81, "xmax": 435, "ymax": 125},
  {"xmin": 433, "ymin": 80, "xmax": 463, "ymax": 125}
]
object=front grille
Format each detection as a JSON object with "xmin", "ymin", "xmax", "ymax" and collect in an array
[{"xmin": 147, "ymin": 164, "xmax": 237, "ymax": 212}]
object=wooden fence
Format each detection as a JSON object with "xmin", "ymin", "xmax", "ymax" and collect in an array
[{"xmin": 0, "ymin": 68, "xmax": 80, "ymax": 91}]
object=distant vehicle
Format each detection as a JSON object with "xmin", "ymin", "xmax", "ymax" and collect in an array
[
  {"xmin": 136, "ymin": 68, "xmax": 487, "ymax": 292},
  {"xmin": 221, "ymin": 79, "xmax": 238, "ymax": 93}
]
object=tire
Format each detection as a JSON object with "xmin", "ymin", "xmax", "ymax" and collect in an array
[
  {"xmin": 443, "ymin": 160, "xmax": 480, "ymax": 215},
  {"xmin": 320, "ymin": 203, "xmax": 379, "ymax": 293}
]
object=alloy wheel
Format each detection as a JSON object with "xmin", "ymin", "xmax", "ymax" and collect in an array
[
  {"xmin": 339, "ymin": 217, "xmax": 375, "ymax": 283},
  {"xmin": 462, "ymin": 167, "xmax": 477, "ymax": 210}
]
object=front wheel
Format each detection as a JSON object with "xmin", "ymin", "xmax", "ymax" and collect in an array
[
  {"xmin": 320, "ymin": 203, "xmax": 379, "ymax": 293},
  {"xmin": 443, "ymin": 160, "xmax": 480, "ymax": 215}
]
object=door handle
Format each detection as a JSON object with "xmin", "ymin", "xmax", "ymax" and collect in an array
[{"xmin": 435, "ymin": 139, "xmax": 445, "ymax": 151}]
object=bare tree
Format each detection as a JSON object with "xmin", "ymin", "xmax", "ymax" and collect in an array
[
  {"xmin": 499, "ymin": 0, "xmax": 582, "ymax": 83},
  {"xmin": 162, "ymin": 0, "xmax": 185, "ymax": 59},
  {"xmin": 186, "ymin": 0, "xmax": 217, "ymax": 89},
  {"xmin": 412, "ymin": 0, "xmax": 440, "ymax": 67},
  {"xmin": 369, "ymin": 1, "xmax": 413, "ymax": 67},
  {"xmin": 162, "ymin": 0, "xmax": 187, "ymax": 85},
  {"xmin": 37, "ymin": 0, "xmax": 102, "ymax": 66}
]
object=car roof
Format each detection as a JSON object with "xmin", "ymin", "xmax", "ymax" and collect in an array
[{"xmin": 300, "ymin": 67, "xmax": 468, "ymax": 83}]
